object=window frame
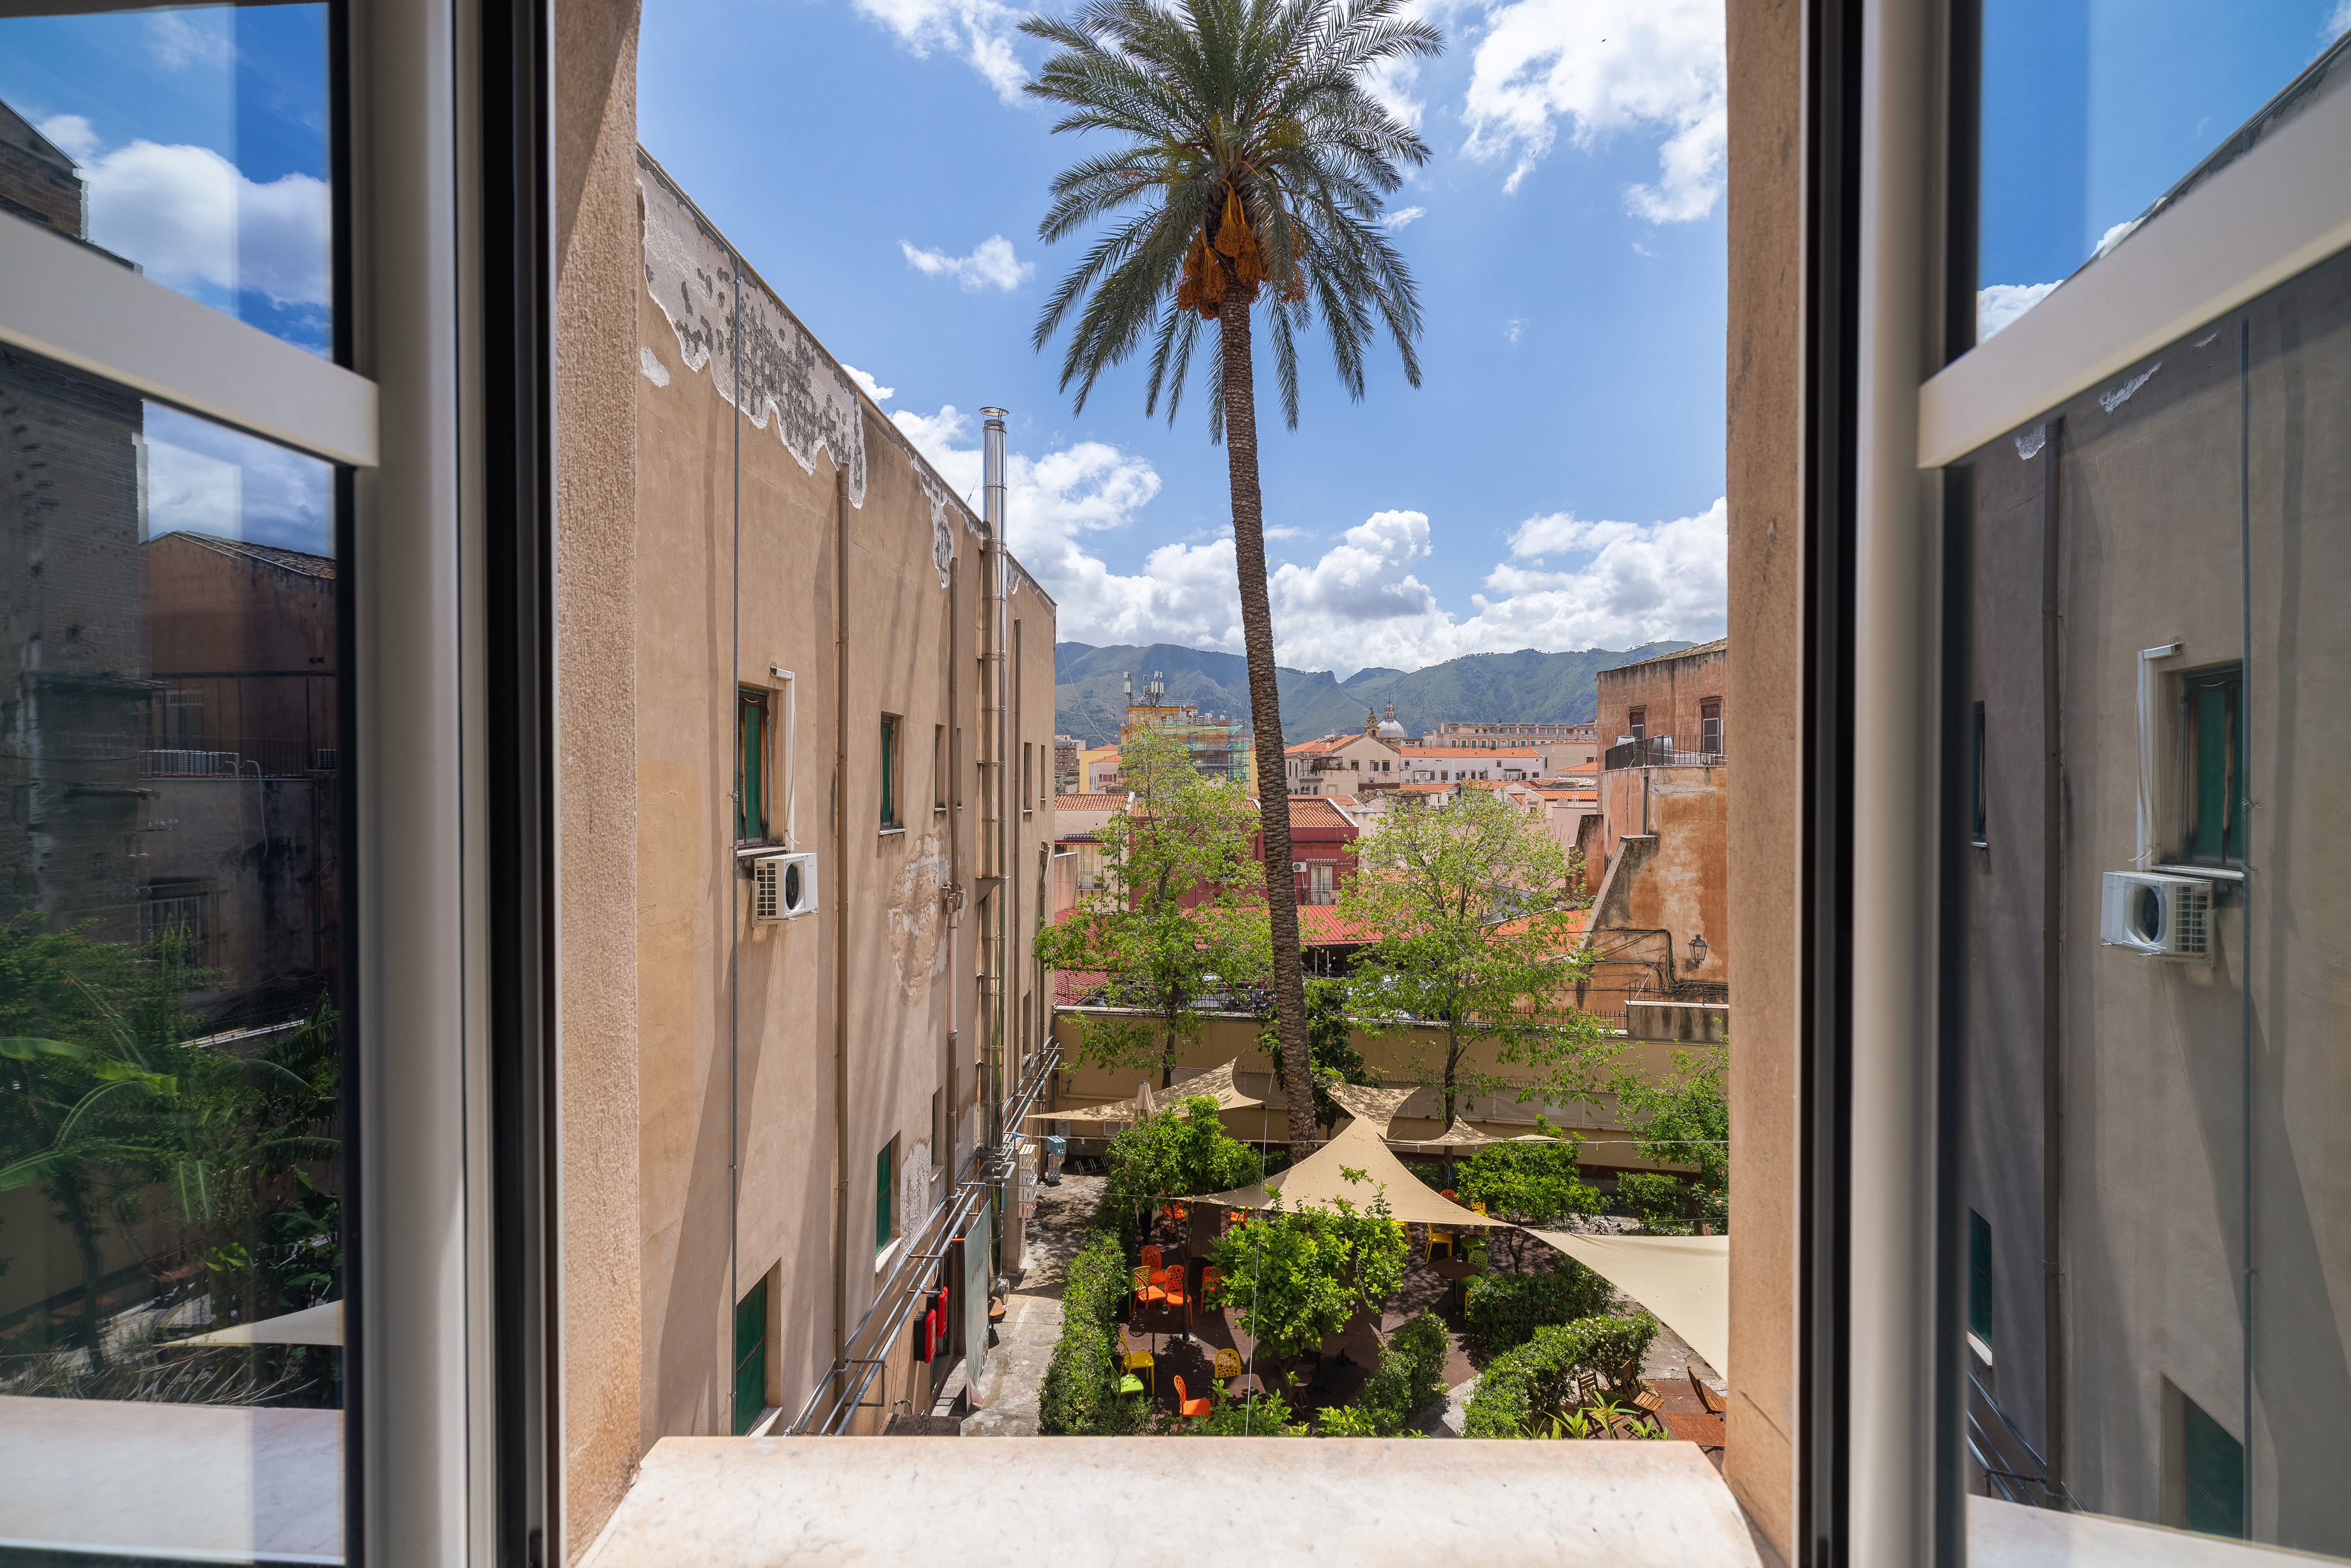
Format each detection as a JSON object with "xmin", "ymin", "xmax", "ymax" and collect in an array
[
  {"xmin": 880, "ymin": 712, "xmax": 903, "ymax": 830},
  {"xmin": 2177, "ymin": 664, "xmax": 2245, "ymax": 868},
  {"xmin": 739, "ymin": 687, "xmax": 771, "ymax": 844}
]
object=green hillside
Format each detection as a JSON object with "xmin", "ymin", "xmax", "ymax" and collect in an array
[{"xmin": 1053, "ymin": 640, "xmax": 1695, "ymax": 746}]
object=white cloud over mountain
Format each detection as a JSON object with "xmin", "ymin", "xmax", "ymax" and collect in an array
[
  {"xmin": 1458, "ymin": 0, "xmax": 1725, "ymax": 217},
  {"xmin": 889, "ymin": 404, "xmax": 1724, "ymax": 677}
]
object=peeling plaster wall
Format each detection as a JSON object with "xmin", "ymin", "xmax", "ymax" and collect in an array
[{"xmin": 628, "ymin": 142, "xmax": 1055, "ymax": 1451}]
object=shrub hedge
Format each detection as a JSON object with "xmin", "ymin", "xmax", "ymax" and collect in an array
[
  {"xmin": 1463, "ymin": 1260, "xmax": 1612, "ymax": 1355},
  {"xmin": 1460, "ymin": 1314, "xmax": 1659, "ymax": 1439},
  {"xmin": 1347, "ymin": 1309, "xmax": 1452, "ymax": 1435},
  {"xmin": 1616, "ymin": 1172, "xmax": 1691, "ymax": 1234},
  {"xmin": 1038, "ymin": 1227, "xmax": 1130, "ymax": 1434}
]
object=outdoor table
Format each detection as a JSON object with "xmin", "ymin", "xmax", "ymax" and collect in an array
[{"xmin": 1427, "ymin": 1256, "xmax": 1480, "ymax": 1317}]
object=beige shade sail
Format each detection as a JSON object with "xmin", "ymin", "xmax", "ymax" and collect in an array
[
  {"xmin": 1200, "ymin": 1116, "xmax": 1513, "ymax": 1228},
  {"xmin": 1527, "ymin": 1231, "xmax": 1727, "ymax": 1379},
  {"xmin": 1394, "ymin": 1117, "xmax": 1496, "ymax": 1147},
  {"xmin": 172, "ymin": 1299, "xmax": 342, "ymax": 1348},
  {"xmin": 1326, "ymin": 1082, "xmax": 1417, "ymax": 1134},
  {"xmin": 1068, "ymin": 1058, "xmax": 1262, "ymax": 1123}
]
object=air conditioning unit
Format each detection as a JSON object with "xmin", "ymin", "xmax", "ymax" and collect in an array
[
  {"xmin": 750, "ymin": 852, "xmax": 818, "ymax": 923},
  {"xmin": 1291, "ymin": 861, "xmax": 1307, "ymax": 874},
  {"xmin": 2099, "ymin": 871, "xmax": 2211, "ymax": 962}
]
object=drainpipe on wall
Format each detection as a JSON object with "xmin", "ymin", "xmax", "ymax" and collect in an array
[
  {"xmin": 983, "ymin": 408, "xmax": 1010, "ymax": 1272},
  {"xmin": 832, "ymin": 469, "xmax": 852, "ymax": 1388},
  {"xmin": 946, "ymin": 555, "xmax": 960, "ymax": 1178}
]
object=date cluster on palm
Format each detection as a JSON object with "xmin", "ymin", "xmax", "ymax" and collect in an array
[{"xmin": 1176, "ymin": 187, "xmax": 1303, "ymax": 316}]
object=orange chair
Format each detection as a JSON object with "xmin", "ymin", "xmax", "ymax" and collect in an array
[
  {"xmin": 1160, "ymin": 1264, "xmax": 1191, "ymax": 1338},
  {"xmin": 1140, "ymin": 1243, "xmax": 1163, "ymax": 1272},
  {"xmin": 1132, "ymin": 1264, "xmax": 1166, "ymax": 1310},
  {"xmin": 1199, "ymin": 1265, "xmax": 1223, "ymax": 1310},
  {"xmin": 1174, "ymin": 1374, "xmax": 1212, "ymax": 1420}
]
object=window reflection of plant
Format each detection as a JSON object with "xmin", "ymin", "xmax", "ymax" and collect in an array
[{"xmin": 0, "ymin": 913, "xmax": 342, "ymax": 1404}]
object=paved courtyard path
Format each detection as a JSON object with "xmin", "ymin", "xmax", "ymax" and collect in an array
[{"xmin": 948, "ymin": 1174, "xmax": 1104, "ymax": 1437}]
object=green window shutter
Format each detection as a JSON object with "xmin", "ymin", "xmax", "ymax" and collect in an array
[
  {"xmin": 1968, "ymin": 1210, "xmax": 1992, "ymax": 1343},
  {"xmin": 2182, "ymin": 1396, "xmax": 2245, "ymax": 1538},
  {"xmin": 733, "ymin": 1277, "xmax": 767, "ymax": 1434},
  {"xmin": 876, "ymin": 1143, "xmax": 893, "ymax": 1251},
  {"xmin": 880, "ymin": 716, "xmax": 896, "ymax": 827},
  {"xmin": 2185, "ymin": 668, "xmax": 2243, "ymax": 864},
  {"xmin": 739, "ymin": 692, "xmax": 766, "ymax": 842}
]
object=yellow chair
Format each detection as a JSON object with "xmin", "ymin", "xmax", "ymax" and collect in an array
[
  {"xmin": 1213, "ymin": 1347, "xmax": 1243, "ymax": 1381},
  {"xmin": 1426, "ymin": 1226, "xmax": 1456, "ymax": 1262},
  {"xmin": 1122, "ymin": 1336, "xmax": 1155, "ymax": 1399},
  {"xmin": 1470, "ymin": 1200, "xmax": 1488, "ymax": 1216}
]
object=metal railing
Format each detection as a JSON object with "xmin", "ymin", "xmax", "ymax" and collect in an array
[
  {"xmin": 1601, "ymin": 736, "xmax": 1727, "ymax": 770},
  {"xmin": 785, "ymin": 1033, "xmax": 1063, "ymax": 1435}
]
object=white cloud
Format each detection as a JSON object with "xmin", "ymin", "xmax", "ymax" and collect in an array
[
  {"xmin": 889, "ymin": 402, "xmax": 1725, "ymax": 678},
  {"xmin": 37, "ymin": 114, "xmax": 97, "ymax": 161},
  {"xmin": 1263, "ymin": 524, "xmax": 1311, "ymax": 541},
  {"xmin": 1364, "ymin": 54, "xmax": 1428, "ymax": 127},
  {"xmin": 147, "ymin": 10, "xmax": 235, "ymax": 71},
  {"xmin": 143, "ymin": 404, "xmax": 332, "ymax": 555},
  {"xmin": 55, "ymin": 134, "xmax": 327, "ymax": 307},
  {"xmin": 1505, "ymin": 318, "xmax": 1526, "ymax": 343},
  {"xmin": 1977, "ymin": 281, "xmax": 2058, "ymax": 341},
  {"xmin": 1383, "ymin": 205, "xmax": 1428, "ymax": 231},
  {"xmin": 1460, "ymin": 0, "xmax": 1725, "ymax": 220},
  {"xmin": 2327, "ymin": 0, "xmax": 2351, "ymax": 45},
  {"xmin": 852, "ymin": 0, "xmax": 1029, "ymax": 103},
  {"xmin": 901, "ymin": 234, "xmax": 1034, "ymax": 292},
  {"xmin": 842, "ymin": 364, "xmax": 895, "ymax": 402}
]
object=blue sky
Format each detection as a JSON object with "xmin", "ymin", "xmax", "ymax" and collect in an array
[{"xmin": 639, "ymin": 0, "xmax": 1734, "ymax": 676}]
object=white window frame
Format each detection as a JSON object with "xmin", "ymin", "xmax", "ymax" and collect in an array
[
  {"xmin": 1850, "ymin": 5, "xmax": 2351, "ymax": 1560},
  {"xmin": 0, "ymin": 5, "xmax": 490, "ymax": 1561}
]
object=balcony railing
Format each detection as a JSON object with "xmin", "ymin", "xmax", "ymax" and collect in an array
[{"xmin": 1602, "ymin": 736, "xmax": 1727, "ymax": 770}]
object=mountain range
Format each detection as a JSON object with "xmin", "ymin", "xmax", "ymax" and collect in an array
[{"xmin": 1053, "ymin": 640, "xmax": 1697, "ymax": 747}]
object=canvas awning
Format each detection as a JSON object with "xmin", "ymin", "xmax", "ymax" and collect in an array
[
  {"xmin": 1393, "ymin": 1117, "xmax": 1496, "ymax": 1147},
  {"xmin": 172, "ymin": 1299, "xmax": 343, "ymax": 1348},
  {"xmin": 1527, "ymin": 1231, "xmax": 1727, "ymax": 1379},
  {"xmin": 1066, "ymin": 1058, "xmax": 1262, "ymax": 1123},
  {"xmin": 1200, "ymin": 1115, "xmax": 1514, "ymax": 1228},
  {"xmin": 1326, "ymin": 1081, "xmax": 1417, "ymax": 1134}
]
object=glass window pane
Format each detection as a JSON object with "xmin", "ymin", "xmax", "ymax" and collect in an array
[
  {"xmin": 1950, "ymin": 249, "xmax": 2351, "ymax": 1551},
  {"xmin": 0, "ymin": 3, "xmax": 335, "ymax": 358},
  {"xmin": 0, "ymin": 349, "xmax": 345, "ymax": 1559},
  {"xmin": 1973, "ymin": 3, "xmax": 2351, "ymax": 345}
]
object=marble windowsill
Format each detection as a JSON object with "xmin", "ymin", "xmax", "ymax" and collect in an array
[
  {"xmin": 577, "ymin": 1436, "xmax": 2329, "ymax": 1568},
  {"xmin": 581, "ymin": 1438, "xmax": 1774, "ymax": 1567}
]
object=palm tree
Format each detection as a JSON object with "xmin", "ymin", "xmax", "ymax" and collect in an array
[{"xmin": 1025, "ymin": 0, "xmax": 1439, "ymax": 1154}]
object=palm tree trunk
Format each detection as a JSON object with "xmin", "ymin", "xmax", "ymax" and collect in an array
[{"xmin": 1219, "ymin": 282, "xmax": 1318, "ymax": 1159}]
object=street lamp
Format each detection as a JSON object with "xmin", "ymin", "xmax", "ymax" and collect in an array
[{"xmin": 1686, "ymin": 933, "xmax": 1709, "ymax": 972}]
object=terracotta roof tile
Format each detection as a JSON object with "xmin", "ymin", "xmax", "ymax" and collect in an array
[{"xmin": 1052, "ymin": 793, "xmax": 1128, "ymax": 809}]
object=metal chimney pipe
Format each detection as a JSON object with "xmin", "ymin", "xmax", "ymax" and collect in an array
[{"xmin": 979, "ymin": 408, "xmax": 1011, "ymax": 1258}]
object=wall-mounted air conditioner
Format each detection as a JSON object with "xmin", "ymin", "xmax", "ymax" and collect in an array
[
  {"xmin": 750, "ymin": 852, "xmax": 818, "ymax": 923},
  {"xmin": 2099, "ymin": 871, "xmax": 2211, "ymax": 962}
]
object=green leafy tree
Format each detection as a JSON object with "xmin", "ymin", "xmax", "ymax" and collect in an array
[
  {"xmin": 1104, "ymin": 1095, "xmax": 1262, "ymax": 1204},
  {"xmin": 1612, "ymin": 1046, "xmax": 1728, "ymax": 1232},
  {"xmin": 1036, "ymin": 726, "xmax": 1270, "ymax": 1088},
  {"xmin": 1207, "ymin": 1180, "xmax": 1407, "ymax": 1386},
  {"xmin": 1456, "ymin": 1134, "xmax": 1605, "ymax": 1230},
  {"xmin": 1024, "ymin": 0, "xmax": 1443, "ymax": 1154},
  {"xmin": 1339, "ymin": 786, "xmax": 1608, "ymax": 1145},
  {"xmin": 1258, "ymin": 976, "xmax": 1375, "ymax": 1136}
]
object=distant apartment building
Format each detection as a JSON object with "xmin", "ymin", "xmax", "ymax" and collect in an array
[
  {"xmin": 1580, "ymin": 640, "xmax": 1731, "ymax": 1016},
  {"xmin": 1117, "ymin": 670, "xmax": 1252, "ymax": 791},
  {"xmin": 1423, "ymin": 718, "xmax": 1601, "ymax": 773},
  {"xmin": 1283, "ymin": 728, "xmax": 1401, "ymax": 793},
  {"xmin": 1051, "ymin": 733, "xmax": 1080, "ymax": 793},
  {"xmin": 1399, "ymin": 743, "xmax": 1546, "ymax": 784}
]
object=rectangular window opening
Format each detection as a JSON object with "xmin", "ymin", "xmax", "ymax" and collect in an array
[
  {"xmin": 880, "ymin": 713, "xmax": 901, "ymax": 830},
  {"xmin": 1970, "ymin": 701, "xmax": 1987, "ymax": 846},
  {"xmin": 739, "ymin": 688, "xmax": 770, "ymax": 843},
  {"xmin": 876, "ymin": 1138, "xmax": 898, "ymax": 1253},
  {"xmin": 2180, "ymin": 665, "xmax": 2244, "ymax": 865},
  {"xmin": 733, "ymin": 1276, "xmax": 769, "ymax": 1435}
]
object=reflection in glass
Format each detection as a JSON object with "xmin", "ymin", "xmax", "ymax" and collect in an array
[
  {"xmin": 1952, "ymin": 251, "xmax": 2351, "ymax": 1554},
  {"xmin": 0, "ymin": 349, "xmax": 343, "ymax": 1561},
  {"xmin": 1973, "ymin": 1, "xmax": 2351, "ymax": 344},
  {"xmin": 0, "ymin": 4, "xmax": 332, "ymax": 357}
]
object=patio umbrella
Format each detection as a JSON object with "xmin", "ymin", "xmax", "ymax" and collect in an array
[{"xmin": 1198, "ymin": 1114, "xmax": 1513, "ymax": 1229}]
